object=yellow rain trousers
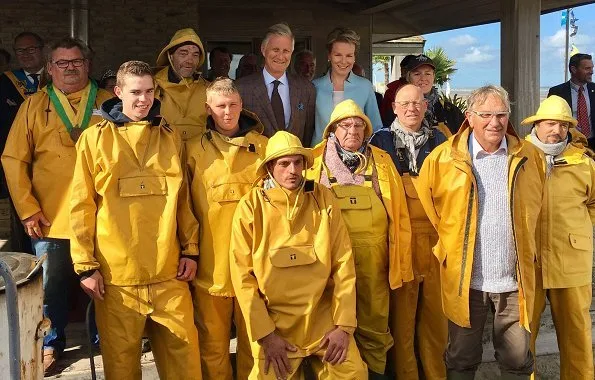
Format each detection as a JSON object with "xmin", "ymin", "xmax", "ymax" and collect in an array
[
  {"xmin": 95, "ymin": 280, "xmax": 201, "ymax": 380},
  {"xmin": 155, "ymin": 67, "xmax": 209, "ymax": 141},
  {"xmin": 186, "ymin": 120, "xmax": 268, "ymax": 380},
  {"xmin": 390, "ymin": 174, "xmax": 447, "ymax": 380},
  {"xmin": 326, "ymin": 170, "xmax": 393, "ymax": 374}
]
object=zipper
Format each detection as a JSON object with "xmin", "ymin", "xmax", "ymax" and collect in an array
[
  {"xmin": 458, "ymin": 164, "xmax": 477, "ymax": 296},
  {"xmin": 509, "ymin": 156, "xmax": 528, "ymax": 293}
]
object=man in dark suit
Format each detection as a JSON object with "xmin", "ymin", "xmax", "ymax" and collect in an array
[
  {"xmin": 0, "ymin": 31, "xmax": 45, "ymax": 253},
  {"xmin": 236, "ymin": 23, "xmax": 316, "ymax": 146},
  {"xmin": 548, "ymin": 53, "xmax": 595, "ymax": 150}
]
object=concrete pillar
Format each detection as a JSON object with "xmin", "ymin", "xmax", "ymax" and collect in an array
[
  {"xmin": 500, "ymin": 0, "xmax": 540, "ymax": 137},
  {"xmin": 70, "ymin": 0, "xmax": 89, "ymax": 44}
]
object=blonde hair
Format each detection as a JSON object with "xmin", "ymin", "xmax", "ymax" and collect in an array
[
  {"xmin": 262, "ymin": 23, "xmax": 295, "ymax": 50},
  {"xmin": 116, "ymin": 60, "xmax": 153, "ymax": 87},
  {"xmin": 326, "ymin": 27, "xmax": 360, "ymax": 53},
  {"xmin": 206, "ymin": 77, "xmax": 240, "ymax": 103}
]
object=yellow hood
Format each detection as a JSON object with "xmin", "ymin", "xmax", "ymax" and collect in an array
[
  {"xmin": 156, "ymin": 28, "xmax": 206, "ymax": 68},
  {"xmin": 257, "ymin": 131, "xmax": 313, "ymax": 176},
  {"xmin": 322, "ymin": 99, "xmax": 373, "ymax": 140}
]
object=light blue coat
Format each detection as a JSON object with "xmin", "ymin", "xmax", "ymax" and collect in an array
[{"xmin": 311, "ymin": 71, "xmax": 382, "ymax": 146}]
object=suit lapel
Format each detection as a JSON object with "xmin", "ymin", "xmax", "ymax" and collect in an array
[
  {"xmin": 564, "ymin": 81, "xmax": 573, "ymax": 106},
  {"xmin": 253, "ymin": 71, "xmax": 278, "ymax": 132}
]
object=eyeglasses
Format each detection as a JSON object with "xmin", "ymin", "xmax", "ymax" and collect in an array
[
  {"xmin": 14, "ymin": 46, "xmax": 42, "ymax": 55},
  {"xmin": 470, "ymin": 110, "xmax": 510, "ymax": 120},
  {"xmin": 336, "ymin": 121, "xmax": 366, "ymax": 130},
  {"xmin": 394, "ymin": 100, "xmax": 425, "ymax": 109},
  {"xmin": 52, "ymin": 59, "xmax": 86, "ymax": 69}
]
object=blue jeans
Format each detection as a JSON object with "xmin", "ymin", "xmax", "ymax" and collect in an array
[{"xmin": 32, "ymin": 237, "xmax": 74, "ymax": 353}]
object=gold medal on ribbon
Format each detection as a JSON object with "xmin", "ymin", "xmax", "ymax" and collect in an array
[{"xmin": 70, "ymin": 126, "xmax": 84, "ymax": 142}]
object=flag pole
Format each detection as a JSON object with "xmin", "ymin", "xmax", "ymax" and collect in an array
[{"xmin": 564, "ymin": 8, "xmax": 571, "ymax": 82}]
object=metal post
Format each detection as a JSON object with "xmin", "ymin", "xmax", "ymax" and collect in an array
[
  {"xmin": 0, "ymin": 258, "xmax": 20, "ymax": 380},
  {"xmin": 564, "ymin": 8, "xmax": 570, "ymax": 82}
]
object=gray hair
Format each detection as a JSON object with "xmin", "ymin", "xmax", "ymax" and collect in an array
[
  {"xmin": 262, "ymin": 23, "xmax": 295, "ymax": 51},
  {"xmin": 292, "ymin": 49, "xmax": 315, "ymax": 73},
  {"xmin": 47, "ymin": 37, "xmax": 92, "ymax": 63},
  {"xmin": 467, "ymin": 85, "xmax": 511, "ymax": 112}
]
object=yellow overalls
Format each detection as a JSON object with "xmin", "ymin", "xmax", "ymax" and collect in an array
[
  {"xmin": 390, "ymin": 173, "xmax": 447, "ymax": 380},
  {"xmin": 324, "ymin": 162, "xmax": 393, "ymax": 374}
]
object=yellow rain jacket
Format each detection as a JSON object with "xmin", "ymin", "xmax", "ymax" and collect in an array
[
  {"xmin": 230, "ymin": 131, "xmax": 357, "ymax": 359},
  {"xmin": 1, "ymin": 83, "xmax": 111, "ymax": 238},
  {"xmin": 526, "ymin": 134, "xmax": 595, "ymax": 288},
  {"xmin": 416, "ymin": 120, "xmax": 545, "ymax": 329},
  {"xmin": 155, "ymin": 28, "xmax": 209, "ymax": 141},
  {"xmin": 187, "ymin": 110, "xmax": 268, "ymax": 296},
  {"xmin": 70, "ymin": 99, "xmax": 199, "ymax": 285}
]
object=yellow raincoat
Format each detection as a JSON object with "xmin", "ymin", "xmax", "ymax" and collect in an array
[
  {"xmin": 416, "ymin": 120, "xmax": 544, "ymax": 329},
  {"xmin": 308, "ymin": 99, "xmax": 412, "ymax": 374},
  {"xmin": 1, "ymin": 83, "xmax": 111, "ymax": 238},
  {"xmin": 230, "ymin": 131, "xmax": 367, "ymax": 379},
  {"xmin": 69, "ymin": 99, "xmax": 201, "ymax": 380},
  {"xmin": 525, "ymin": 130, "xmax": 595, "ymax": 379},
  {"xmin": 187, "ymin": 111, "xmax": 267, "ymax": 380},
  {"xmin": 155, "ymin": 28, "xmax": 209, "ymax": 141}
]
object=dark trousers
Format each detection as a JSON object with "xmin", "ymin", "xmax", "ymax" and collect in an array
[{"xmin": 445, "ymin": 289, "xmax": 534, "ymax": 377}]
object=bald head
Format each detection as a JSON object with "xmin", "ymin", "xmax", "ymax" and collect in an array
[{"xmin": 392, "ymin": 84, "xmax": 427, "ymax": 132}]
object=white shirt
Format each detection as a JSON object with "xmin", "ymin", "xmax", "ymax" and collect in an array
[
  {"xmin": 263, "ymin": 68, "xmax": 291, "ymax": 128},
  {"xmin": 23, "ymin": 68, "xmax": 43, "ymax": 85},
  {"xmin": 468, "ymin": 131, "xmax": 508, "ymax": 159}
]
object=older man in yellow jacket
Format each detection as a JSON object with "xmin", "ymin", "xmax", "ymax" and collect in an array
[
  {"xmin": 155, "ymin": 28, "xmax": 210, "ymax": 141},
  {"xmin": 522, "ymin": 96, "xmax": 595, "ymax": 380},
  {"xmin": 416, "ymin": 85, "xmax": 545, "ymax": 380},
  {"xmin": 1, "ymin": 36, "xmax": 111, "ymax": 374},
  {"xmin": 308, "ymin": 99, "xmax": 412, "ymax": 378},
  {"xmin": 70, "ymin": 61, "xmax": 201, "ymax": 380},
  {"xmin": 187, "ymin": 78, "xmax": 268, "ymax": 379},
  {"xmin": 230, "ymin": 131, "xmax": 368, "ymax": 379}
]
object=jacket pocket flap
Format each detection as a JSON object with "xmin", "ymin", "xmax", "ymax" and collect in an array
[
  {"xmin": 269, "ymin": 246, "xmax": 317, "ymax": 268},
  {"xmin": 119, "ymin": 176, "xmax": 167, "ymax": 197},
  {"xmin": 210, "ymin": 182, "xmax": 252, "ymax": 203},
  {"xmin": 336, "ymin": 194, "xmax": 372, "ymax": 210},
  {"xmin": 569, "ymin": 233, "xmax": 592, "ymax": 251},
  {"xmin": 403, "ymin": 180, "xmax": 419, "ymax": 199}
]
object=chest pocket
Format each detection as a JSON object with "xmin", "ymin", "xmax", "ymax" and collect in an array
[
  {"xmin": 269, "ymin": 245, "xmax": 317, "ymax": 268},
  {"xmin": 335, "ymin": 192, "xmax": 373, "ymax": 233},
  {"xmin": 210, "ymin": 182, "xmax": 252, "ymax": 203},
  {"xmin": 119, "ymin": 176, "xmax": 167, "ymax": 197}
]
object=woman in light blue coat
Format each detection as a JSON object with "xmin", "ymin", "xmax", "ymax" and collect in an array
[{"xmin": 311, "ymin": 27, "xmax": 382, "ymax": 146}]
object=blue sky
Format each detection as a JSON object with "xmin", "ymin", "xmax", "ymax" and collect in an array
[{"xmin": 374, "ymin": 3, "xmax": 595, "ymax": 89}]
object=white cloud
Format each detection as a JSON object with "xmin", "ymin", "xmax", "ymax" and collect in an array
[
  {"xmin": 448, "ymin": 34, "xmax": 477, "ymax": 46},
  {"xmin": 459, "ymin": 46, "xmax": 495, "ymax": 63},
  {"xmin": 543, "ymin": 28, "xmax": 593, "ymax": 50}
]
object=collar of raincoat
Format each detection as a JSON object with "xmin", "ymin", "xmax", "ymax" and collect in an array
[
  {"xmin": 322, "ymin": 99, "xmax": 373, "ymax": 141},
  {"xmin": 156, "ymin": 28, "xmax": 206, "ymax": 69},
  {"xmin": 100, "ymin": 97, "xmax": 161, "ymax": 125},
  {"xmin": 449, "ymin": 118, "xmax": 522, "ymax": 163}
]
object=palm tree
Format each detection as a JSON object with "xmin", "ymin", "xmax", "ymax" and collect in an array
[{"xmin": 425, "ymin": 47, "xmax": 457, "ymax": 87}]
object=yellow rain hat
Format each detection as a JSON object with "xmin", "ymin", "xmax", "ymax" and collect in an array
[
  {"xmin": 323, "ymin": 99, "xmax": 373, "ymax": 139},
  {"xmin": 521, "ymin": 95, "xmax": 578, "ymax": 127},
  {"xmin": 257, "ymin": 131, "xmax": 313, "ymax": 176},
  {"xmin": 156, "ymin": 28, "xmax": 206, "ymax": 67}
]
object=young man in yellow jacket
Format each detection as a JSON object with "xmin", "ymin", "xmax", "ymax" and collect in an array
[
  {"xmin": 416, "ymin": 85, "xmax": 545, "ymax": 380},
  {"xmin": 70, "ymin": 60, "xmax": 201, "ymax": 380},
  {"xmin": 1, "ymin": 37, "xmax": 111, "ymax": 374},
  {"xmin": 523, "ymin": 96, "xmax": 595, "ymax": 380},
  {"xmin": 230, "ymin": 131, "xmax": 367, "ymax": 379},
  {"xmin": 187, "ymin": 78, "xmax": 268, "ymax": 379},
  {"xmin": 155, "ymin": 28, "xmax": 210, "ymax": 141}
]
